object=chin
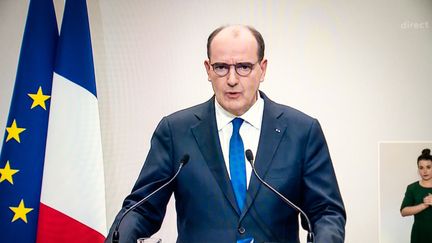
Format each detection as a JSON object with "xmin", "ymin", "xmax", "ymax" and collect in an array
[
  {"xmin": 226, "ymin": 108, "xmax": 242, "ymax": 116},
  {"xmin": 222, "ymin": 102, "xmax": 243, "ymax": 114}
]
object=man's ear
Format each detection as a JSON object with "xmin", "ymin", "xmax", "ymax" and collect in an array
[
  {"xmin": 259, "ymin": 59, "xmax": 268, "ymax": 82},
  {"xmin": 204, "ymin": 60, "xmax": 211, "ymax": 81}
]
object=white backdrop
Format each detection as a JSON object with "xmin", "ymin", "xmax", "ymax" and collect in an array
[{"xmin": 1, "ymin": 1, "xmax": 432, "ymax": 242}]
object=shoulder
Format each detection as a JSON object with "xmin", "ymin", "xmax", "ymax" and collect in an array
[
  {"xmin": 261, "ymin": 92, "xmax": 318, "ymax": 129},
  {"xmin": 160, "ymin": 97, "xmax": 214, "ymax": 127},
  {"xmin": 167, "ymin": 99, "xmax": 212, "ymax": 120},
  {"xmin": 271, "ymin": 100, "xmax": 315, "ymax": 121},
  {"xmin": 406, "ymin": 181, "xmax": 420, "ymax": 191}
]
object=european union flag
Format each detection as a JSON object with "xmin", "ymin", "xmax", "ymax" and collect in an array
[{"xmin": 0, "ymin": 0, "xmax": 58, "ymax": 242}]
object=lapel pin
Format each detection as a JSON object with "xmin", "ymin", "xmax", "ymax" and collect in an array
[{"xmin": 275, "ymin": 128, "xmax": 281, "ymax": 133}]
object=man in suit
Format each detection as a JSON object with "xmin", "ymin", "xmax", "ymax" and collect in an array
[{"xmin": 106, "ymin": 25, "xmax": 346, "ymax": 243}]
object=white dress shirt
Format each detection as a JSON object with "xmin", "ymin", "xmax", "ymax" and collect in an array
[{"xmin": 215, "ymin": 93, "xmax": 264, "ymax": 187}]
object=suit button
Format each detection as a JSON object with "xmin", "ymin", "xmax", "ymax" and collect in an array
[{"xmin": 238, "ymin": 227, "xmax": 246, "ymax": 234}]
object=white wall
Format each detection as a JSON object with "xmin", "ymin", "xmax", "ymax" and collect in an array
[{"xmin": 1, "ymin": 1, "xmax": 432, "ymax": 242}]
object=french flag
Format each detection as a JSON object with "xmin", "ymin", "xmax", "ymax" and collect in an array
[{"xmin": 0, "ymin": 0, "xmax": 107, "ymax": 242}]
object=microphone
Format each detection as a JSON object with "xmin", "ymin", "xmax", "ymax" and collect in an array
[
  {"xmin": 112, "ymin": 154, "xmax": 190, "ymax": 243},
  {"xmin": 245, "ymin": 150, "xmax": 314, "ymax": 243}
]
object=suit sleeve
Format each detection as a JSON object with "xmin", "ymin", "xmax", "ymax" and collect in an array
[
  {"xmin": 301, "ymin": 119, "xmax": 346, "ymax": 243},
  {"xmin": 106, "ymin": 117, "xmax": 175, "ymax": 243}
]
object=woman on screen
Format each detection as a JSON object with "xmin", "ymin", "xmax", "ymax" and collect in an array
[{"xmin": 400, "ymin": 148, "xmax": 432, "ymax": 243}]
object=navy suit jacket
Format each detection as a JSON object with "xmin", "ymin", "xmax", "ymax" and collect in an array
[{"xmin": 106, "ymin": 92, "xmax": 346, "ymax": 243}]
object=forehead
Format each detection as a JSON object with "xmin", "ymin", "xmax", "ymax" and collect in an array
[
  {"xmin": 210, "ymin": 26, "xmax": 258, "ymax": 62},
  {"xmin": 418, "ymin": 159, "xmax": 432, "ymax": 167}
]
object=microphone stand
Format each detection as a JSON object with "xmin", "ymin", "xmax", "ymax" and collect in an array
[
  {"xmin": 245, "ymin": 150, "xmax": 314, "ymax": 243},
  {"xmin": 112, "ymin": 154, "xmax": 189, "ymax": 243}
]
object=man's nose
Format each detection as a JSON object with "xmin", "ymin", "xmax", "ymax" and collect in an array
[{"xmin": 227, "ymin": 66, "xmax": 239, "ymax": 87}]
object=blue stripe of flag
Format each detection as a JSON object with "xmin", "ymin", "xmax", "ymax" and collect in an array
[{"xmin": 55, "ymin": 0, "xmax": 97, "ymax": 97}]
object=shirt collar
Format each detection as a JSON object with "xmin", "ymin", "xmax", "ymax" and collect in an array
[{"xmin": 215, "ymin": 92, "xmax": 264, "ymax": 131}]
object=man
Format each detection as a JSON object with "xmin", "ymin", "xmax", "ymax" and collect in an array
[{"xmin": 106, "ymin": 25, "xmax": 346, "ymax": 243}]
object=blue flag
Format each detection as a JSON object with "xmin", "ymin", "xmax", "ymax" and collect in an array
[{"xmin": 0, "ymin": 0, "xmax": 58, "ymax": 242}]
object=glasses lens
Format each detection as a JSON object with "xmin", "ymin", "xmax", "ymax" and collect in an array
[
  {"xmin": 213, "ymin": 63, "xmax": 229, "ymax": 76},
  {"xmin": 235, "ymin": 63, "xmax": 253, "ymax": 76},
  {"xmin": 211, "ymin": 62, "xmax": 255, "ymax": 77}
]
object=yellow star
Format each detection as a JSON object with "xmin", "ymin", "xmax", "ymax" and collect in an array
[
  {"xmin": 9, "ymin": 199, "xmax": 33, "ymax": 223},
  {"xmin": 0, "ymin": 161, "xmax": 19, "ymax": 184},
  {"xmin": 5, "ymin": 119, "xmax": 26, "ymax": 143},
  {"xmin": 28, "ymin": 86, "xmax": 50, "ymax": 110}
]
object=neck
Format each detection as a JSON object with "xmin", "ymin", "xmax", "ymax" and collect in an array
[{"xmin": 420, "ymin": 179, "xmax": 432, "ymax": 187}]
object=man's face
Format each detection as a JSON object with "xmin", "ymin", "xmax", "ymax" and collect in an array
[{"xmin": 204, "ymin": 27, "xmax": 267, "ymax": 116}]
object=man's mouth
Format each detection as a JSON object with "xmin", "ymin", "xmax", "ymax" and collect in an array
[{"xmin": 226, "ymin": 92, "xmax": 241, "ymax": 99}]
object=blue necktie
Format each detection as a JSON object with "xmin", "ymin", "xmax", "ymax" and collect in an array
[{"xmin": 229, "ymin": 118, "xmax": 247, "ymax": 212}]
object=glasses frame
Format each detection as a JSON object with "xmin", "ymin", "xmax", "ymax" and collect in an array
[{"xmin": 210, "ymin": 61, "xmax": 260, "ymax": 77}]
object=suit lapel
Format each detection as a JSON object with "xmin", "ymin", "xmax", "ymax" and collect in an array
[
  {"xmin": 240, "ymin": 93, "xmax": 287, "ymax": 220},
  {"xmin": 191, "ymin": 97, "xmax": 241, "ymax": 215}
]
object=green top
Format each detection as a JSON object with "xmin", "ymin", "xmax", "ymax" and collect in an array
[{"xmin": 401, "ymin": 181, "xmax": 432, "ymax": 243}]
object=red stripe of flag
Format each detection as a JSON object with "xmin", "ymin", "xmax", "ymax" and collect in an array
[{"xmin": 36, "ymin": 203, "xmax": 105, "ymax": 243}]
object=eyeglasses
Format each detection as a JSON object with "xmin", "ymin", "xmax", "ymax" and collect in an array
[{"xmin": 210, "ymin": 61, "xmax": 259, "ymax": 77}]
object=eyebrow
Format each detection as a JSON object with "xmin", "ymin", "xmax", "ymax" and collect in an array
[{"xmin": 212, "ymin": 61, "xmax": 255, "ymax": 64}]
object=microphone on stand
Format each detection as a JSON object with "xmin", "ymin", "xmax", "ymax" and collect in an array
[
  {"xmin": 112, "ymin": 154, "xmax": 190, "ymax": 243},
  {"xmin": 245, "ymin": 149, "xmax": 314, "ymax": 243}
]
